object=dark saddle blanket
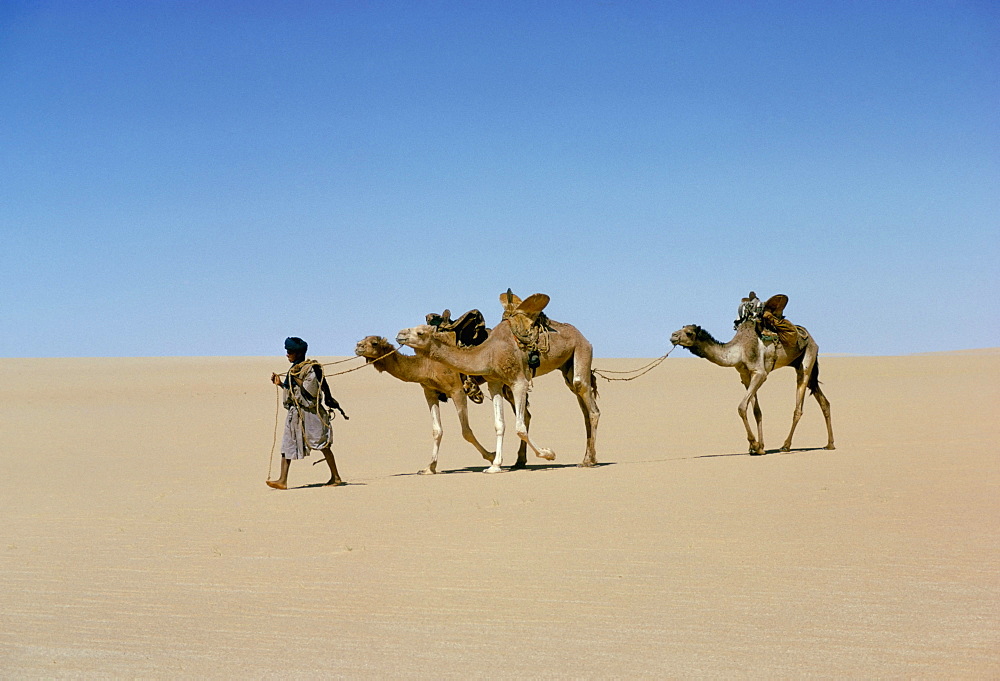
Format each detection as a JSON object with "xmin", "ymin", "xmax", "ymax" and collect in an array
[
  {"xmin": 424, "ymin": 308, "xmax": 489, "ymax": 404},
  {"xmin": 425, "ymin": 308, "xmax": 489, "ymax": 347}
]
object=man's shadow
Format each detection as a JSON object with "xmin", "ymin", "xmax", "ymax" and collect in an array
[{"xmin": 294, "ymin": 481, "xmax": 366, "ymax": 489}]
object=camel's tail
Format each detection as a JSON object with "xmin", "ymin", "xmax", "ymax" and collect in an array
[
  {"xmin": 591, "ymin": 371, "xmax": 600, "ymax": 400},
  {"xmin": 808, "ymin": 360, "xmax": 822, "ymax": 394}
]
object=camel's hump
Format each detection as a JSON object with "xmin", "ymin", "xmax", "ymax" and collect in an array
[{"xmin": 517, "ymin": 293, "xmax": 550, "ymax": 314}]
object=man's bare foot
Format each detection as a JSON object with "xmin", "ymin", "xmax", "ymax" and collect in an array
[
  {"xmin": 266, "ymin": 480, "xmax": 287, "ymax": 490},
  {"xmin": 326, "ymin": 478, "xmax": 345, "ymax": 486}
]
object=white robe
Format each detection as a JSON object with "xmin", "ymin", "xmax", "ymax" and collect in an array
[{"xmin": 280, "ymin": 361, "xmax": 332, "ymax": 460}]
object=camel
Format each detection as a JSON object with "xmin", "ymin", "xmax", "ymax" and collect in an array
[
  {"xmin": 396, "ymin": 291, "xmax": 600, "ymax": 473},
  {"xmin": 669, "ymin": 318, "xmax": 835, "ymax": 455},
  {"xmin": 355, "ymin": 335, "xmax": 499, "ymax": 474}
]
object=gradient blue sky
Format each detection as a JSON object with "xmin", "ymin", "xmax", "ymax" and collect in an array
[{"xmin": 2, "ymin": 1, "xmax": 997, "ymax": 358}]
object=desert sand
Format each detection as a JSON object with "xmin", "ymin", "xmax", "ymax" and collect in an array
[{"xmin": 1, "ymin": 348, "xmax": 997, "ymax": 677}]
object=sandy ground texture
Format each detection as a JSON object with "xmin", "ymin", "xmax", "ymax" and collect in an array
[{"xmin": 1, "ymin": 348, "xmax": 997, "ymax": 678}]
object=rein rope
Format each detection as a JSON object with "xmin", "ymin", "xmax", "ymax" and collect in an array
[
  {"xmin": 593, "ymin": 345, "xmax": 676, "ymax": 382},
  {"xmin": 321, "ymin": 349, "xmax": 397, "ymax": 377}
]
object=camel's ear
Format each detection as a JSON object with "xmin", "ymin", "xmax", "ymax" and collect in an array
[
  {"xmin": 500, "ymin": 288, "xmax": 522, "ymax": 312},
  {"xmin": 517, "ymin": 293, "xmax": 550, "ymax": 314}
]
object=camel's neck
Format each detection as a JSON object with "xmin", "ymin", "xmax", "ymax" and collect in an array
[
  {"xmin": 690, "ymin": 323, "xmax": 754, "ymax": 368},
  {"xmin": 372, "ymin": 350, "xmax": 424, "ymax": 383},
  {"xmin": 426, "ymin": 336, "xmax": 494, "ymax": 376}
]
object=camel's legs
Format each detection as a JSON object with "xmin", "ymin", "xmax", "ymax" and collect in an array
[
  {"xmin": 780, "ymin": 351, "xmax": 835, "ymax": 452},
  {"xmin": 563, "ymin": 363, "xmax": 600, "ymax": 466},
  {"xmin": 486, "ymin": 384, "xmax": 506, "ymax": 473},
  {"xmin": 804, "ymin": 353, "xmax": 835, "ymax": 450},
  {"xmin": 780, "ymin": 363, "xmax": 811, "ymax": 452},
  {"xmin": 484, "ymin": 385, "xmax": 534, "ymax": 472},
  {"xmin": 739, "ymin": 371, "xmax": 768, "ymax": 455},
  {"xmin": 739, "ymin": 369, "xmax": 766, "ymax": 454},
  {"xmin": 420, "ymin": 390, "xmax": 444, "ymax": 474},
  {"xmin": 511, "ymin": 381, "xmax": 556, "ymax": 463},
  {"xmin": 750, "ymin": 394, "xmax": 763, "ymax": 447},
  {"xmin": 573, "ymin": 391, "xmax": 600, "ymax": 466},
  {"xmin": 781, "ymin": 347, "xmax": 836, "ymax": 452},
  {"xmin": 451, "ymin": 390, "xmax": 496, "ymax": 464},
  {"xmin": 505, "ymin": 388, "xmax": 531, "ymax": 469},
  {"xmin": 813, "ymin": 386, "xmax": 835, "ymax": 450}
]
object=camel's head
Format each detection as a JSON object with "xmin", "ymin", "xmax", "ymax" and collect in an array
[
  {"xmin": 395, "ymin": 324, "xmax": 437, "ymax": 352},
  {"xmin": 355, "ymin": 336, "xmax": 395, "ymax": 361},
  {"xmin": 669, "ymin": 325, "xmax": 702, "ymax": 349}
]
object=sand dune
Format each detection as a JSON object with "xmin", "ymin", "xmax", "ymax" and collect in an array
[{"xmin": 1, "ymin": 350, "xmax": 997, "ymax": 677}]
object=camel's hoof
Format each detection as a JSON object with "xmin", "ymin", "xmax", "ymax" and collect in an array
[
  {"xmin": 483, "ymin": 465, "xmax": 503, "ymax": 474},
  {"xmin": 536, "ymin": 448, "xmax": 556, "ymax": 461},
  {"xmin": 418, "ymin": 468, "xmax": 436, "ymax": 475},
  {"xmin": 825, "ymin": 444, "xmax": 836, "ymax": 450},
  {"xmin": 780, "ymin": 446, "xmax": 791, "ymax": 453},
  {"xmin": 578, "ymin": 460, "xmax": 597, "ymax": 468},
  {"xmin": 510, "ymin": 460, "xmax": 527, "ymax": 470}
]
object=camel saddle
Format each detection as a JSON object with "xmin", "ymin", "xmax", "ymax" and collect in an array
[
  {"xmin": 763, "ymin": 294, "xmax": 788, "ymax": 318},
  {"xmin": 735, "ymin": 291, "xmax": 764, "ymax": 328},
  {"xmin": 425, "ymin": 308, "xmax": 488, "ymax": 403},
  {"xmin": 499, "ymin": 289, "xmax": 554, "ymax": 354},
  {"xmin": 735, "ymin": 292, "xmax": 804, "ymax": 351},
  {"xmin": 759, "ymin": 294, "xmax": 802, "ymax": 349},
  {"xmin": 498, "ymin": 289, "xmax": 555, "ymax": 376},
  {"xmin": 500, "ymin": 288, "xmax": 551, "ymax": 333},
  {"xmin": 425, "ymin": 308, "xmax": 488, "ymax": 348}
]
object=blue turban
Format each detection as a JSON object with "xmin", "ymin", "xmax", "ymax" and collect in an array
[{"xmin": 284, "ymin": 337, "xmax": 308, "ymax": 354}]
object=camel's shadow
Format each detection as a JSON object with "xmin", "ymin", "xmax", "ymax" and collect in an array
[
  {"xmin": 393, "ymin": 461, "xmax": 615, "ymax": 477},
  {"xmin": 693, "ymin": 445, "xmax": 833, "ymax": 459},
  {"xmin": 506, "ymin": 461, "xmax": 615, "ymax": 473}
]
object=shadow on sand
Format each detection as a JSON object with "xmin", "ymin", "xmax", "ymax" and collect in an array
[
  {"xmin": 392, "ymin": 461, "xmax": 616, "ymax": 477},
  {"xmin": 692, "ymin": 445, "xmax": 834, "ymax": 459},
  {"xmin": 291, "ymin": 481, "xmax": 366, "ymax": 490}
]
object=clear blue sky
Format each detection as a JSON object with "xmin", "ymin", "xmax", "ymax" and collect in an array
[{"xmin": 2, "ymin": 1, "xmax": 997, "ymax": 357}]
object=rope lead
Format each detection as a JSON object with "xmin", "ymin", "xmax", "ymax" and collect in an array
[{"xmin": 593, "ymin": 345, "xmax": 675, "ymax": 382}]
